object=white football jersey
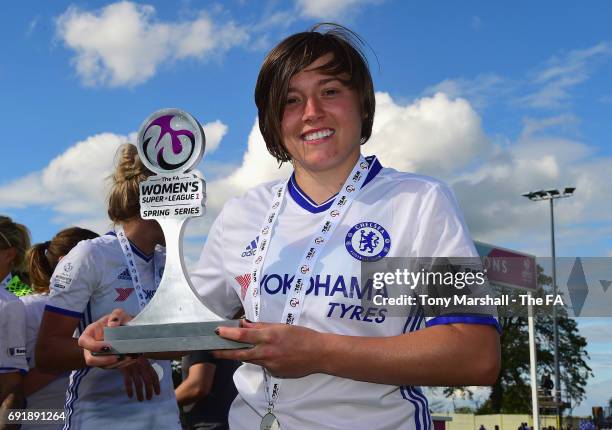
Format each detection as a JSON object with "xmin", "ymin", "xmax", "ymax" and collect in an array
[
  {"xmin": 20, "ymin": 293, "xmax": 68, "ymax": 430},
  {"xmin": 46, "ymin": 234, "xmax": 181, "ymax": 430},
  {"xmin": 0, "ymin": 287, "xmax": 28, "ymax": 373},
  {"xmin": 191, "ymin": 156, "xmax": 498, "ymax": 430}
]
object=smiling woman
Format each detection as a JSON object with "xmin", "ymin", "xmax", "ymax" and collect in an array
[
  {"xmin": 79, "ymin": 23, "xmax": 501, "ymax": 430},
  {"xmin": 280, "ymin": 53, "xmax": 365, "ymax": 202}
]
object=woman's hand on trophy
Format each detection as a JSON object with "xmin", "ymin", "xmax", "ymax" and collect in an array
[
  {"xmin": 78, "ymin": 308, "xmax": 136, "ymax": 369},
  {"xmin": 213, "ymin": 320, "xmax": 326, "ymax": 378},
  {"xmin": 121, "ymin": 356, "xmax": 161, "ymax": 401}
]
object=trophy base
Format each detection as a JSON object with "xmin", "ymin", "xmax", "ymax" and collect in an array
[{"xmin": 99, "ymin": 320, "xmax": 251, "ymax": 354}]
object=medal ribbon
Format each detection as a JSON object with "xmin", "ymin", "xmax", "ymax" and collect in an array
[
  {"xmin": 247, "ymin": 155, "xmax": 372, "ymax": 415},
  {"xmin": 115, "ymin": 225, "xmax": 162, "ymax": 311}
]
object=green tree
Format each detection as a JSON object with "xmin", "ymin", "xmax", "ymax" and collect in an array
[{"xmin": 445, "ymin": 265, "xmax": 592, "ymax": 414}]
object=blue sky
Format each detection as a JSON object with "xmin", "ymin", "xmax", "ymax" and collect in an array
[{"xmin": 1, "ymin": 0, "xmax": 610, "ymax": 416}]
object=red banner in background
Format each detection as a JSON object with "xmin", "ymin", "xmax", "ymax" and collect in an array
[{"xmin": 475, "ymin": 241, "xmax": 538, "ymax": 291}]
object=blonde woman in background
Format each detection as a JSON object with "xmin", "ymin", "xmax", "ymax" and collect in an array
[{"xmin": 36, "ymin": 144, "xmax": 181, "ymax": 430}]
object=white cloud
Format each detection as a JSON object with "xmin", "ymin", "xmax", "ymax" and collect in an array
[
  {"xmin": 361, "ymin": 94, "xmax": 606, "ymax": 251},
  {"xmin": 206, "ymin": 119, "xmax": 292, "ymax": 214},
  {"xmin": 365, "ymin": 92, "xmax": 489, "ymax": 178},
  {"xmin": 0, "ymin": 120, "xmax": 228, "ymax": 235},
  {"xmin": 0, "ymin": 132, "xmax": 126, "ymax": 232},
  {"xmin": 202, "ymin": 120, "xmax": 227, "ymax": 154},
  {"xmin": 521, "ymin": 42, "xmax": 612, "ymax": 109},
  {"xmin": 425, "ymin": 74, "xmax": 510, "ymax": 110},
  {"xmin": 519, "ymin": 114, "xmax": 580, "ymax": 140},
  {"xmin": 429, "ymin": 42, "xmax": 611, "ymax": 112},
  {"xmin": 295, "ymin": 0, "xmax": 377, "ymax": 20},
  {"xmin": 55, "ymin": 2, "xmax": 249, "ymax": 87},
  {"xmin": 451, "ymin": 136, "xmax": 612, "ymax": 250}
]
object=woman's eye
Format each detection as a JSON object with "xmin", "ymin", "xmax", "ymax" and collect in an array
[
  {"xmin": 323, "ymin": 88, "xmax": 339, "ymax": 96},
  {"xmin": 286, "ymin": 96, "xmax": 299, "ymax": 105}
]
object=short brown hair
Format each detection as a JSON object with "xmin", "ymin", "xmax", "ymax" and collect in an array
[
  {"xmin": 107, "ymin": 144, "xmax": 154, "ymax": 223},
  {"xmin": 255, "ymin": 23, "xmax": 375, "ymax": 163},
  {"xmin": 26, "ymin": 227, "xmax": 99, "ymax": 293}
]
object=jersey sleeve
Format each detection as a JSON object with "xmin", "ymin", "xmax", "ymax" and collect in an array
[
  {"xmin": 190, "ymin": 206, "xmax": 242, "ymax": 319},
  {"xmin": 0, "ymin": 296, "xmax": 28, "ymax": 372},
  {"xmin": 46, "ymin": 240, "xmax": 102, "ymax": 319},
  {"xmin": 415, "ymin": 183, "xmax": 500, "ymax": 333}
]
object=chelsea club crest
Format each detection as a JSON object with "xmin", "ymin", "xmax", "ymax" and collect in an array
[{"xmin": 345, "ymin": 222, "xmax": 391, "ymax": 262}]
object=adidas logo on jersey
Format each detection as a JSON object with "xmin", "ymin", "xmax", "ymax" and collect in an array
[
  {"xmin": 241, "ymin": 236, "xmax": 259, "ymax": 258},
  {"xmin": 117, "ymin": 268, "xmax": 132, "ymax": 281}
]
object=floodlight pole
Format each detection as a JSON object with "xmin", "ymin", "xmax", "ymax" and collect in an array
[
  {"xmin": 528, "ymin": 299, "xmax": 540, "ymax": 430},
  {"xmin": 549, "ymin": 197, "xmax": 561, "ymax": 430},
  {"xmin": 522, "ymin": 187, "xmax": 575, "ymax": 430}
]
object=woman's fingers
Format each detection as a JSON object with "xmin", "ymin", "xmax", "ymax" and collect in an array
[
  {"xmin": 122, "ymin": 367, "xmax": 134, "ymax": 399},
  {"xmin": 83, "ymin": 349, "xmax": 120, "ymax": 368},
  {"xmin": 213, "ymin": 324, "xmax": 274, "ymax": 361},
  {"xmin": 78, "ymin": 315, "xmax": 110, "ymax": 351},
  {"xmin": 216, "ymin": 324, "xmax": 270, "ymax": 344},
  {"xmin": 120, "ymin": 358, "xmax": 160, "ymax": 401},
  {"xmin": 131, "ymin": 368, "xmax": 145, "ymax": 402},
  {"xmin": 138, "ymin": 359, "xmax": 156, "ymax": 400},
  {"xmin": 107, "ymin": 308, "xmax": 133, "ymax": 327},
  {"xmin": 149, "ymin": 361, "xmax": 161, "ymax": 396},
  {"xmin": 78, "ymin": 310, "xmax": 137, "ymax": 368}
]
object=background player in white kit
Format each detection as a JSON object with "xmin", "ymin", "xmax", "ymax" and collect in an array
[
  {"xmin": 0, "ymin": 216, "xmax": 31, "ymax": 427},
  {"xmin": 80, "ymin": 24, "xmax": 501, "ymax": 430},
  {"xmin": 20, "ymin": 227, "xmax": 98, "ymax": 430},
  {"xmin": 35, "ymin": 145, "xmax": 181, "ymax": 429}
]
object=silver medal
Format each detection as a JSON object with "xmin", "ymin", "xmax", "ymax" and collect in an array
[{"xmin": 260, "ymin": 412, "xmax": 281, "ymax": 430}]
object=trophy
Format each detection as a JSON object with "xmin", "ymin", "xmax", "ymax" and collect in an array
[{"xmin": 102, "ymin": 108, "xmax": 249, "ymax": 354}]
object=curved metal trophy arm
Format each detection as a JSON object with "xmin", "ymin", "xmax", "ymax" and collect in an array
[{"xmin": 130, "ymin": 216, "xmax": 223, "ymax": 325}]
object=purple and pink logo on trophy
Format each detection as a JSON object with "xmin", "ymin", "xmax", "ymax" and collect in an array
[{"xmin": 137, "ymin": 109, "xmax": 205, "ymax": 174}]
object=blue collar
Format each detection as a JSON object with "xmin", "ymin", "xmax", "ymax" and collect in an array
[
  {"xmin": 105, "ymin": 231, "xmax": 154, "ymax": 262},
  {"xmin": 287, "ymin": 155, "xmax": 383, "ymax": 214}
]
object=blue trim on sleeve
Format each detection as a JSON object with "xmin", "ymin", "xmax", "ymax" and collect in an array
[
  {"xmin": 0, "ymin": 367, "xmax": 27, "ymax": 372},
  {"xmin": 44, "ymin": 304, "xmax": 83, "ymax": 318},
  {"xmin": 426, "ymin": 314, "xmax": 501, "ymax": 334}
]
